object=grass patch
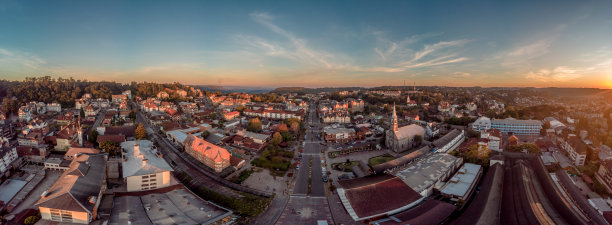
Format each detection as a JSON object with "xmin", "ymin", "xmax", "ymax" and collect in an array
[
  {"xmin": 328, "ymin": 151, "xmax": 340, "ymax": 158},
  {"xmin": 231, "ymin": 169, "xmax": 255, "ymax": 184},
  {"xmin": 251, "ymin": 148, "xmax": 294, "ymax": 172},
  {"xmin": 331, "ymin": 161, "xmax": 359, "ymax": 172},
  {"xmin": 368, "ymin": 154, "xmax": 395, "ymax": 166}
]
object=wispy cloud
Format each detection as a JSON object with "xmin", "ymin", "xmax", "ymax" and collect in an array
[
  {"xmin": 500, "ymin": 25, "xmax": 566, "ymax": 66},
  {"xmin": 525, "ymin": 67, "xmax": 581, "ymax": 82},
  {"xmin": 243, "ymin": 12, "xmax": 469, "ymax": 73},
  {"xmin": 0, "ymin": 48, "xmax": 46, "ymax": 76},
  {"xmin": 249, "ymin": 12, "xmax": 347, "ymax": 69}
]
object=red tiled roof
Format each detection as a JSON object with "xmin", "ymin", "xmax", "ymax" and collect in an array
[
  {"xmin": 16, "ymin": 146, "xmax": 40, "ymax": 156},
  {"xmin": 105, "ymin": 125, "xmax": 135, "ymax": 137},
  {"xmin": 339, "ymin": 174, "xmax": 422, "ymax": 219},
  {"xmin": 190, "ymin": 136, "xmax": 230, "ymax": 163},
  {"xmin": 97, "ymin": 134, "xmax": 126, "ymax": 143}
]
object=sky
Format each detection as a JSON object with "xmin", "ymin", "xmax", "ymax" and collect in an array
[{"xmin": 0, "ymin": 0, "xmax": 611, "ymax": 88}]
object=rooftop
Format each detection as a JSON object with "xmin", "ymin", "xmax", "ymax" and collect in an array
[
  {"xmin": 433, "ymin": 129, "xmax": 462, "ymax": 148},
  {"xmin": 35, "ymin": 154, "xmax": 107, "ymax": 213},
  {"xmin": 338, "ymin": 174, "xmax": 423, "ymax": 221},
  {"xmin": 439, "ymin": 163, "xmax": 482, "ymax": 198},
  {"xmin": 394, "ymin": 124, "xmax": 425, "ymax": 140},
  {"xmin": 121, "ymin": 140, "xmax": 174, "ymax": 178},
  {"xmin": 393, "ymin": 153, "xmax": 462, "ymax": 194},
  {"xmin": 109, "ymin": 187, "xmax": 231, "ymax": 225}
]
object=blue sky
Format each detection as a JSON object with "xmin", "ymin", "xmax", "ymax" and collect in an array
[{"xmin": 0, "ymin": 0, "xmax": 611, "ymax": 87}]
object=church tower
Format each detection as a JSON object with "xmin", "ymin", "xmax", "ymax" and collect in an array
[{"xmin": 392, "ymin": 102, "xmax": 398, "ymax": 131}]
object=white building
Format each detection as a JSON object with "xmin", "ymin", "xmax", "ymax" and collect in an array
[
  {"xmin": 47, "ymin": 103, "xmax": 62, "ymax": 113},
  {"xmin": 0, "ymin": 147, "xmax": 18, "ymax": 178},
  {"xmin": 471, "ymin": 117, "xmax": 491, "ymax": 132},
  {"xmin": 121, "ymin": 140, "xmax": 174, "ymax": 192}
]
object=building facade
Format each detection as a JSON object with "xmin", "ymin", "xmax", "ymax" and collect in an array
[{"xmin": 386, "ymin": 105, "xmax": 425, "ymax": 153}]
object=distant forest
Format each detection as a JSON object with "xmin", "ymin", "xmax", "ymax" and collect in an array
[{"xmin": 0, "ymin": 76, "xmax": 198, "ymax": 114}]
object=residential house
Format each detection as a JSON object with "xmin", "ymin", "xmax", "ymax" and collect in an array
[
  {"xmin": 35, "ymin": 154, "xmax": 107, "ymax": 224},
  {"xmin": 183, "ymin": 134, "xmax": 230, "ymax": 172}
]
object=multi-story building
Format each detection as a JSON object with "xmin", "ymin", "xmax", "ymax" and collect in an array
[
  {"xmin": 47, "ymin": 103, "xmax": 62, "ymax": 113},
  {"xmin": 243, "ymin": 108, "xmax": 303, "ymax": 120},
  {"xmin": 323, "ymin": 127, "xmax": 356, "ymax": 143},
  {"xmin": 35, "ymin": 154, "xmax": 107, "ymax": 224},
  {"xmin": 111, "ymin": 94, "xmax": 127, "ymax": 104},
  {"xmin": 480, "ymin": 129, "xmax": 502, "ymax": 151},
  {"xmin": 321, "ymin": 111, "xmax": 351, "ymax": 124},
  {"xmin": 347, "ymin": 98, "xmax": 365, "ymax": 112},
  {"xmin": 16, "ymin": 145, "xmax": 48, "ymax": 164},
  {"xmin": 559, "ymin": 134, "xmax": 588, "ymax": 166},
  {"xmin": 18, "ymin": 106, "xmax": 32, "ymax": 122},
  {"xmin": 596, "ymin": 159, "xmax": 612, "ymax": 194},
  {"xmin": 121, "ymin": 141, "xmax": 173, "ymax": 192},
  {"xmin": 183, "ymin": 134, "xmax": 230, "ymax": 172},
  {"xmin": 18, "ymin": 129, "xmax": 45, "ymax": 147},
  {"xmin": 471, "ymin": 117, "xmax": 491, "ymax": 132},
  {"xmin": 491, "ymin": 118, "xmax": 542, "ymax": 135},
  {"xmin": 0, "ymin": 146, "xmax": 19, "ymax": 180}
]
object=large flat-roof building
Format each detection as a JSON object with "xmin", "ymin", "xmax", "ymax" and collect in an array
[
  {"xmin": 121, "ymin": 140, "xmax": 174, "ymax": 192},
  {"xmin": 337, "ymin": 174, "xmax": 425, "ymax": 222},
  {"xmin": 439, "ymin": 163, "xmax": 483, "ymax": 201},
  {"xmin": 393, "ymin": 153, "xmax": 463, "ymax": 197},
  {"xmin": 35, "ymin": 154, "xmax": 107, "ymax": 224}
]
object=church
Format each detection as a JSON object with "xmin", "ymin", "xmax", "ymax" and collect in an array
[{"xmin": 385, "ymin": 104, "xmax": 425, "ymax": 153}]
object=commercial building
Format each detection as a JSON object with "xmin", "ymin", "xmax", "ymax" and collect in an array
[
  {"xmin": 439, "ymin": 163, "xmax": 483, "ymax": 201},
  {"xmin": 337, "ymin": 174, "xmax": 425, "ymax": 222},
  {"xmin": 433, "ymin": 129, "xmax": 465, "ymax": 153},
  {"xmin": 108, "ymin": 186, "xmax": 232, "ymax": 225},
  {"xmin": 473, "ymin": 117, "xmax": 543, "ymax": 135},
  {"xmin": 35, "ymin": 154, "xmax": 107, "ymax": 224},
  {"xmin": 393, "ymin": 153, "xmax": 463, "ymax": 197},
  {"xmin": 323, "ymin": 127, "xmax": 356, "ymax": 143},
  {"xmin": 121, "ymin": 140, "xmax": 174, "ymax": 192},
  {"xmin": 491, "ymin": 118, "xmax": 542, "ymax": 135}
]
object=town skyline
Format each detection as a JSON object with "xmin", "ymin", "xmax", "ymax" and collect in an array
[{"xmin": 0, "ymin": 0, "xmax": 611, "ymax": 88}]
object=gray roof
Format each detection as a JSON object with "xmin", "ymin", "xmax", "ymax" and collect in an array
[
  {"xmin": 393, "ymin": 153, "xmax": 462, "ymax": 194},
  {"xmin": 439, "ymin": 163, "xmax": 482, "ymax": 198},
  {"xmin": 121, "ymin": 140, "xmax": 173, "ymax": 178},
  {"xmin": 35, "ymin": 154, "xmax": 107, "ymax": 213},
  {"xmin": 491, "ymin": 118, "xmax": 542, "ymax": 125},
  {"xmin": 433, "ymin": 129, "xmax": 462, "ymax": 148}
]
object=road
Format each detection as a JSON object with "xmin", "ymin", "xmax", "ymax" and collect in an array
[{"xmin": 293, "ymin": 102, "xmax": 326, "ymax": 196}]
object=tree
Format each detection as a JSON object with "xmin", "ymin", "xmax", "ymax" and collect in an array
[
  {"xmin": 99, "ymin": 141, "xmax": 121, "ymax": 156},
  {"xmin": 89, "ymin": 130, "xmax": 99, "ymax": 144},
  {"xmin": 24, "ymin": 215, "xmax": 40, "ymax": 225},
  {"xmin": 271, "ymin": 132, "xmax": 283, "ymax": 146},
  {"xmin": 413, "ymin": 135, "xmax": 423, "ymax": 146},
  {"xmin": 277, "ymin": 123, "xmax": 289, "ymax": 133},
  {"xmin": 201, "ymin": 130, "xmax": 210, "ymax": 139},
  {"xmin": 290, "ymin": 122, "xmax": 300, "ymax": 134},
  {"xmin": 135, "ymin": 124, "xmax": 148, "ymax": 140},
  {"xmin": 247, "ymin": 118, "xmax": 263, "ymax": 132}
]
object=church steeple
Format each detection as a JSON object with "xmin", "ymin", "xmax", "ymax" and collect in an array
[{"xmin": 392, "ymin": 102, "xmax": 398, "ymax": 131}]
